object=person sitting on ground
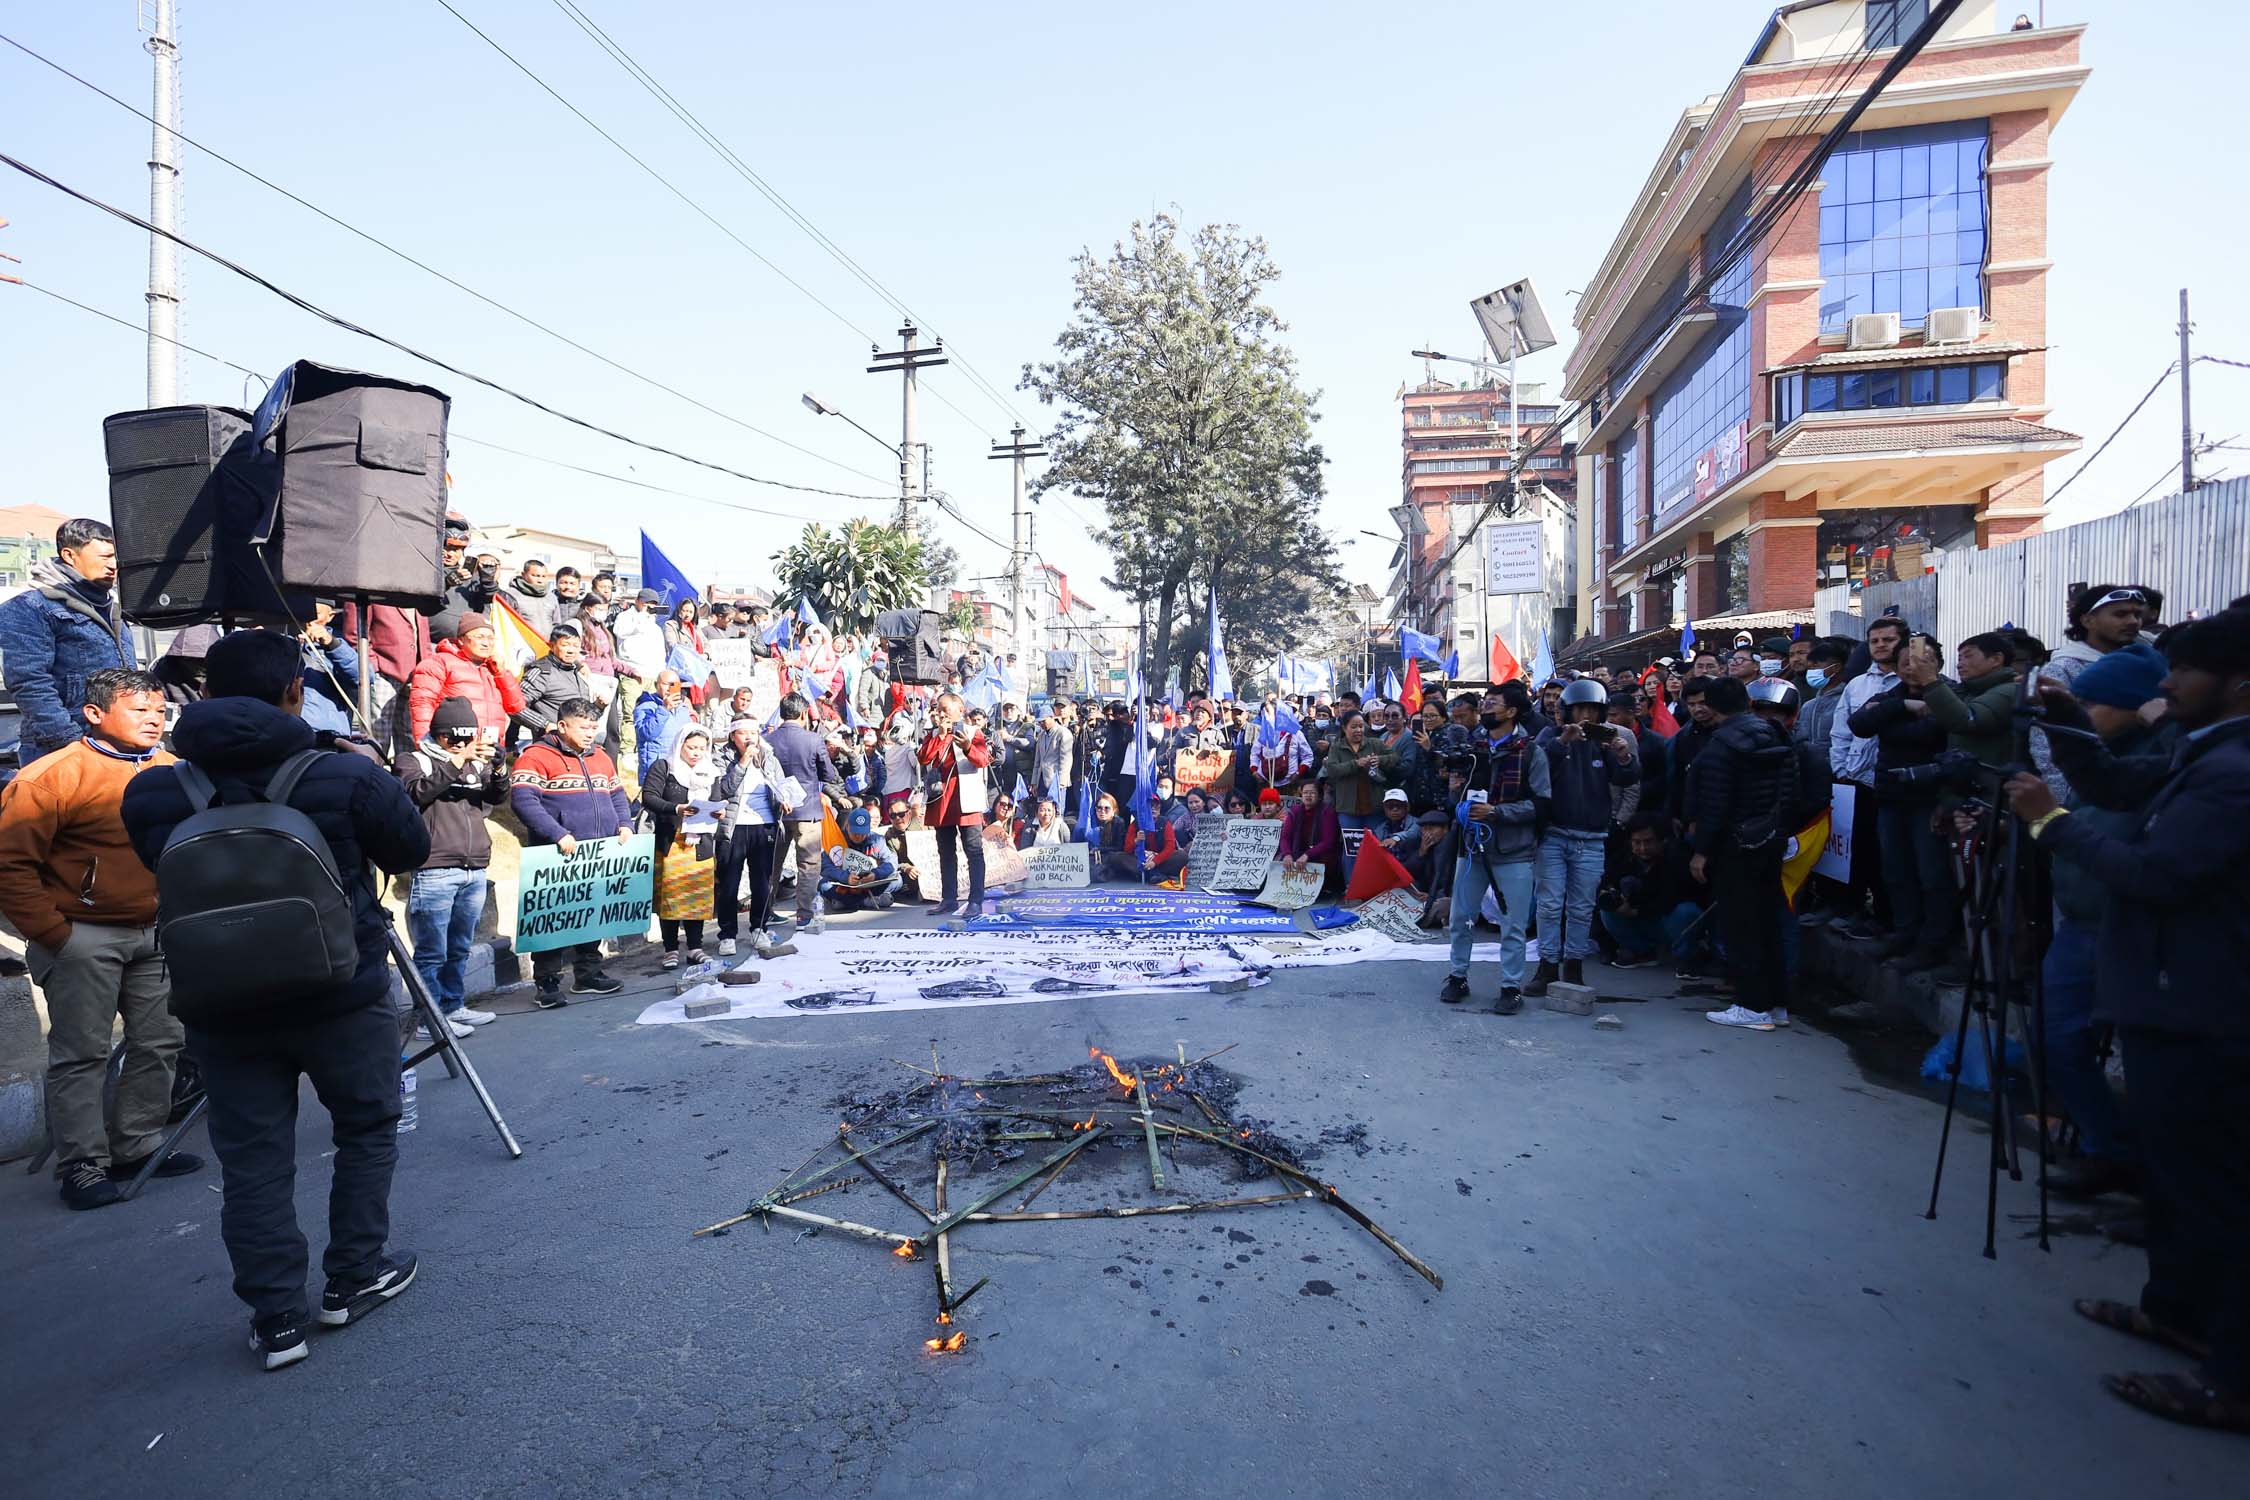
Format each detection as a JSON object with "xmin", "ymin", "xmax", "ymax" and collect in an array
[
  {"xmin": 642, "ymin": 726, "xmax": 720, "ymax": 970},
  {"xmin": 1599, "ymin": 811, "xmax": 1704, "ymax": 969},
  {"xmin": 820, "ymin": 806, "xmax": 902, "ymax": 912},
  {"xmin": 1019, "ymin": 796, "xmax": 1076, "ymax": 848},
  {"xmin": 1278, "ymin": 776, "xmax": 1341, "ymax": 877},
  {"xmin": 1401, "ymin": 808, "xmax": 1455, "ymax": 907},
  {"xmin": 1090, "ymin": 792, "xmax": 1146, "ymax": 881},
  {"xmin": 883, "ymin": 801, "xmax": 925, "ymax": 904},
  {"xmin": 984, "ymin": 791, "xmax": 1024, "ymax": 850},
  {"xmin": 1371, "ymin": 787, "xmax": 1417, "ymax": 854}
]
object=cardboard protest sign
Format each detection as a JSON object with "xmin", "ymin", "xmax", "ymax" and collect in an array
[
  {"xmin": 704, "ymin": 638, "xmax": 765, "ymax": 691},
  {"xmin": 1183, "ymin": 813, "xmax": 1236, "ymax": 891},
  {"xmin": 514, "ymin": 834, "xmax": 655, "ymax": 953},
  {"xmin": 1249, "ymin": 861, "xmax": 1325, "ymax": 911},
  {"xmin": 1019, "ymin": 841, "xmax": 1091, "ymax": 888},
  {"xmin": 983, "ymin": 836, "xmax": 1030, "ymax": 889},
  {"xmin": 1206, "ymin": 819, "xmax": 1281, "ymax": 892},
  {"xmin": 1174, "ymin": 748, "xmax": 1232, "ymax": 795},
  {"xmin": 1351, "ymin": 886, "xmax": 1429, "ymax": 943},
  {"xmin": 1813, "ymin": 785, "xmax": 1854, "ymax": 882}
]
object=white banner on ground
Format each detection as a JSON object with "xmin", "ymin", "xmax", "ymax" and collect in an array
[
  {"xmin": 1184, "ymin": 813, "xmax": 1236, "ymax": 891},
  {"xmin": 1351, "ymin": 887, "xmax": 1429, "ymax": 943},
  {"xmin": 983, "ymin": 836, "xmax": 1029, "ymax": 889},
  {"xmin": 1020, "ymin": 841, "xmax": 1091, "ymax": 888},
  {"xmin": 1814, "ymin": 782, "xmax": 1855, "ymax": 882}
]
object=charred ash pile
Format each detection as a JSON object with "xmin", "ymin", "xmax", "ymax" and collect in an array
[{"xmin": 694, "ymin": 1042, "xmax": 1441, "ymax": 1355}]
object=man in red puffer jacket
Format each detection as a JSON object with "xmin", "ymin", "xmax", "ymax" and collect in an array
[{"xmin": 406, "ymin": 614, "xmax": 524, "ymax": 746}]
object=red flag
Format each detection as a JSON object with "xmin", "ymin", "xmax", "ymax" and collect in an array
[
  {"xmin": 1488, "ymin": 631, "xmax": 1522, "ymax": 684},
  {"xmin": 1399, "ymin": 658, "xmax": 1423, "ymax": 715},
  {"xmin": 1345, "ymin": 832, "xmax": 1417, "ymax": 900}
]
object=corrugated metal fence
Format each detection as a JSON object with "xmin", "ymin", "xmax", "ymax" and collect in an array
[{"xmin": 1814, "ymin": 478, "xmax": 2250, "ymax": 645}]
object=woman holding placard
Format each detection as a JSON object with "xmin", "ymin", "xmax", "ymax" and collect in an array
[
  {"xmin": 642, "ymin": 727, "xmax": 720, "ymax": 969},
  {"xmin": 917, "ymin": 692, "xmax": 992, "ymax": 918}
]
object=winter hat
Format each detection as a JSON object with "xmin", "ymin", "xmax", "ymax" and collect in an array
[
  {"xmin": 431, "ymin": 697, "xmax": 480, "ymax": 736},
  {"xmin": 452, "ymin": 612, "xmax": 490, "ymax": 639},
  {"xmin": 2071, "ymin": 641, "xmax": 2166, "ymax": 710},
  {"xmin": 845, "ymin": 807, "xmax": 873, "ymax": 841},
  {"xmin": 1258, "ymin": 787, "xmax": 1283, "ymax": 807}
]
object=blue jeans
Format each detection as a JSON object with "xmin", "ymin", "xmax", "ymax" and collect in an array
[
  {"xmin": 1534, "ymin": 831, "xmax": 1605, "ymax": 962},
  {"xmin": 2042, "ymin": 917, "xmax": 2133, "ymax": 1162},
  {"xmin": 407, "ymin": 867, "xmax": 486, "ymax": 1013},
  {"xmin": 1449, "ymin": 854, "xmax": 1533, "ymax": 986},
  {"xmin": 1600, "ymin": 901, "xmax": 1701, "ymax": 960}
]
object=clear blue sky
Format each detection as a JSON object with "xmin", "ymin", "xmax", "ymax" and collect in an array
[{"xmin": 4, "ymin": 2, "xmax": 2241, "ymax": 615}]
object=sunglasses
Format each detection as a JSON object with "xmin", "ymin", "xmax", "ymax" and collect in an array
[{"xmin": 2088, "ymin": 589, "xmax": 2147, "ymax": 610}]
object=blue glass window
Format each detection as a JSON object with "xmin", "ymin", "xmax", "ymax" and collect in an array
[
  {"xmin": 1648, "ymin": 178, "xmax": 1754, "ymax": 527},
  {"xmin": 1771, "ymin": 361, "xmax": 2007, "ymax": 424},
  {"xmin": 1866, "ymin": 1, "xmax": 1929, "ymax": 50},
  {"xmin": 1818, "ymin": 120, "xmax": 1988, "ymax": 331},
  {"xmin": 1613, "ymin": 425, "xmax": 1642, "ymax": 549}
]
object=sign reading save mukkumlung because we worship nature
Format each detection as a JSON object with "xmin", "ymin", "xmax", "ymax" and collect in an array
[{"xmin": 514, "ymin": 834, "xmax": 656, "ymax": 953}]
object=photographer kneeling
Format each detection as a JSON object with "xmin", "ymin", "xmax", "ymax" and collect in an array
[
  {"xmin": 120, "ymin": 629, "xmax": 432, "ymax": 1371},
  {"xmin": 1598, "ymin": 811, "xmax": 1703, "ymax": 969}
]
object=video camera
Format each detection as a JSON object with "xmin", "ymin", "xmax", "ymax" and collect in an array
[{"xmin": 1880, "ymin": 748, "xmax": 1988, "ymax": 794}]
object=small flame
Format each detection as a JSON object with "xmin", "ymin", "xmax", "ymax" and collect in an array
[
  {"xmin": 936, "ymin": 1311, "xmax": 953, "ymax": 1326},
  {"xmin": 892, "ymin": 1242, "xmax": 919, "ymax": 1259},
  {"xmin": 1071, "ymin": 1112, "xmax": 1097, "ymax": 1132},
  {"xmin": 1089, "ymin": 1046, "xmax": 1139, "ymax": 1092},
  {"xmin": 923, "ymin": 1331, "xmax": 968, "ymax": 1353}
]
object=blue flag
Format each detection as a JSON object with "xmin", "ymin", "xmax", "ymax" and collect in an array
[
  {"xmin": 964, "ymin": 655, "xmax": 1007, "ymax": 712},
  {"xmin": 1530, "ymin": 638, "xmax": 1554, "ymax": 686},
  {"xmin": 1012, "ymin": 772, "xmax": 1029, "ymax": 802},
  {"xmin": 1383, "ymin": 666, "xmax": 1402, "ymax": 702},
  {"xmin": 666, "ymin": 642, "xmax": 713, "ymax": 689},
  {"xmin": 762, "ymin": 612, "xmax": 792, "ymax": 647},
  {"xmin": 1678, "ymin": 619, "xmax": 1696, "ymax": 658},
  {"xmin": 1209, "ymin": 596, "xmax": 1235, "ymax": 702},
  {"xmin": 1273, "ymin": 653, "xmax": 1298, "ymax": 694},
  {"xmin": 1075, "ymin": 776, "xmax": 1099, "ymax": 843},
  {"xmin": 1400, "ymin": 627, "xmax": 1444, "ymax": 665},
  {"xmin": 843, "ymin": 694, "xmax": 863, "ymax": 731},
  {"xmin": 1257, "ymin": 699, "xmax": 1300, "ymax": 753},
  {"xmin": 640, "ymin": 531, "xmax": 699, "ymax": 611},
  {"xmin": 1441, "ymin": 649, "xmax": 1460, "ymax": 678},
  {"xmin": 797, "ymin": 597, "xmax": 822, "ymax": 628}
]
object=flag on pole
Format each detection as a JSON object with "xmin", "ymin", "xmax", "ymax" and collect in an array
[
  {"xmin": 1530, "ymin": 637, "xmax": 1554, "ymax": 686},
  {"xmin": 639, "ymin": 530, "xmax": 699, "ymax": 611},
  {"xmin": 1012, "ymin": 772, "xmax": 1029, "ymax": 802},
  {"xmin": 964, "ymin": 656, "xmax": 1007, "ymax": 712},
  {"xmin": 798, "ymin": 597, "xmax": 822, "ymax": 628},
  {"xmin": 1208, "ymin": 595, "xmax": 1235, "ymax": 702},
  {"xmin": 1489, "ymin": 631, "xmax": 1523, "ymax": 684},
  {"xmin": 668, "ymin": 642, "xmax": 715, "ymax": 692},
  {"xmin": 1382, "ymin": 666, "xmax": 1402, "ymax": 702},
  {"xmin": 1679, "ymin": 619, "xmax": 1697, "ymax": 658},
  {"xmin": 1272, "ymin": 653, "xmax": 1297, "ymax": 695},
  {"xmin": 486, "ymin": 594, "xmax": 548, "ymax": 674},
  {"xmin": 1344, "ymin": 834, "xmax": 1417, "ymax": 901},
  {"xmin": 1400, "ymin": 658, "xmax": 1424, "ymax": 716},
  {"xmin": 1399, "ymin": 627, "xmax": 1444, "ymax": 664},
  {"xmin": 761, "ymin": 612, "xmax": 792, "ymax": 647},
  {"xmin": 1782, "ymin": 810, "xmax": 1832, "ymax": 910},
  {"xmin": 1075, "ymin": 777, "xmax": 1099, "ymax": 843},
  {"xmin": 1440, "ymin": 649, "xmax": 1460, "ymax": 678}
]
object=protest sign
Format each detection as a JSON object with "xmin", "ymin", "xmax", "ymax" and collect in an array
[
  {"xmin": 704, "ymin": 638, "xmax": 765, "ymax": 691},
  {"xmin": 983, "ymin": 836, "xmax": 1030, "ymax": 889},
  {"xmin": 1249, "ymin": 862, "xmax": 1326, "ymax": 911},
  {"xmin": 1174, "ymin": 748, "xmax": 1231, "ymax": 795},
  {"xmin": 1183, "ymin": 813, "xmax": 1236, "ymax": 891},
  {"xmin": 514, "ymin": 834, "xmax": 655, "ymax": 953},
  {"xmin": 1351, "ymin": 887, "xmax": 1429, "ymax": 943},
  {"xmin": 1340, "ymin": 828, "xmax": 1365, "ymax": 869},
  {"xmin": 1020, "ymin": 841, "xmax": 1092, "ymax": 888},
  {"xmin": 1813, "ymin": 785, "xmax": 1855, "ymax": 882},
  {"xmin": 1206, "ymin": 819, "xmax": 1281, "ymax": 892}
]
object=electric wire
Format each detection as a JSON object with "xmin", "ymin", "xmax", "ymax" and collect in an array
[
  {"xmin": 2044, "ymin": 361, "xmax": 2178, "ymax": 507},
  {"xmin": 0, "ymin": 150, "xmax": 898, "ymax": 503},
  {"xmin": 0, "ymin": 29, "xmax": 890, "ymax": 485}
]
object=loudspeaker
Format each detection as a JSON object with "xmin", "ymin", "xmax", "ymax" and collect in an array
[
  {"xmin": 254, "ymin": 361, "xmax": 450, "ymax": 609},
  {"xmin": 102, "ymin": 405, "xmax": 289, "ymax": 627},
  {"xmin": 875, "ymin": 607, "xmax": 947, "ymax": 686}
]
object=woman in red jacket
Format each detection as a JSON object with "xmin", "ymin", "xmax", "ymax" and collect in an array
[
  {"xmin": 917, "ymin": 691, "xmax": 992, "ymax": 917},
  {"xmin": 407, "ymin": 614, "xmax": 526, "ymax": 744}
]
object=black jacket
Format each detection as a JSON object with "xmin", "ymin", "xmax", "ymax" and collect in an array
[
  {"xmin": 516, "ymin": 654, "xmax": 595, "ymax": 738},
  {"xmin": 1846, "ymin": 681, "xmax": 1948, "ymax": 802},
  {"xmin": 641, "ymin": 757, "xmax": 712, "ymax": 850},
  {"xmin": 393, "ymin": 741, "xmax": 507, "ymax": 870},
  {"xmin": 1689, "ymin": 712, "xmax": 1795, "ymax": 856},
  {"xmin": 122, "ymin": 697, "xmax": 430, "ymax": 1030},
  {"xmin": 2043, "ymin": 717, "xmax": 2250, "ymax": 1039},
  {"xmin": 1664, "ymin": 720, "xmax": 1716, "ymax": 816}
]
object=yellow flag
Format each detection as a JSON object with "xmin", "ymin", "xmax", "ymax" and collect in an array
[
  {"xmin": 1781, "ymin": 810, "xmax": 1831, "ymax": 910},
  {"xmin": 487, "ymin": 593, "xmax": 548, "ymax": 675}
]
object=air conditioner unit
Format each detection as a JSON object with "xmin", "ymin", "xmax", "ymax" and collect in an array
[
  {"xmin": 1847, "ymin": 312, "xmax": 1902, "ymax": 350},
  {"xmin": 1926, "ymin": 305, "xmax": 1981, "ymax": 345}
]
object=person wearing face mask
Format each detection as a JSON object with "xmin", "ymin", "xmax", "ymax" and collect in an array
[
  {"xmin": 1756, "ymin": 638, "xmax": 1792, "ymax": 679},
  {"xmin": 1792, "ymin": 638, "xmax": 1853, "ymax": 776}
]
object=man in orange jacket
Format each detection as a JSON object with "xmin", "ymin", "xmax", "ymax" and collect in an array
[{"xmin": 0, "ymin": 667, "xmax": 194, "ymax": 1210}]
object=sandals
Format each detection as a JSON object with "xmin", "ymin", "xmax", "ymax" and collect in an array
[
  {"xmin": 2074, "ymin": 1298, "xmax": 2212, "ymax": 1361},
  {"xmin": 661, "ymin": 951, "xmax": 680, "ymax": 971},
  {"xmin": 2101, "ymin": 1371, "xmax": 2250, "ymax": 1434}
]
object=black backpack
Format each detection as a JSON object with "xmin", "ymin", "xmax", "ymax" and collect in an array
[{"xmin": 155, "ymin": 749, "xmax": 360, "ymax": 1014}]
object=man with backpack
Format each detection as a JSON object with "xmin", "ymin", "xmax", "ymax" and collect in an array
[
  {"xmin": 119, "ymin": 629, "xmax": 431, "ymax": 1371},
  {"xmin": 1689, "ymin": 675, "xmax": 1801, "ymax": 1032}
]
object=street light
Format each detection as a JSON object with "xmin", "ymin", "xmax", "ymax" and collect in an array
[{"xmin": 801, "ymin": 392, "xmax": 897, "ymax": 459}]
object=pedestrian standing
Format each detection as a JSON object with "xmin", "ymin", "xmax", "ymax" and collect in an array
[
  {"xmin": 918, "ymin": 691, "xmax": 992, "ymax": 917},
  {"xmin": 393, "ymin": 696, "xmax": 508, "ymax": 1037},
  {"xmin": 1529, "ymin": 680, "xmax": 1637, "ymax": 994},
  {"xmin": 713, "ymin": 717, "xmax": 783, "ymax": 956},
  {"xmin": 766, "ymin": 693, "xmax": 845, "ymax": 934},
  {"xmin": 642, "ymin": 727, "xmax": 720, "ymax": 969},
  {"xmin": 0, "ymin": 518, "xmax": 136, "ymax": 767},
  {"xmin": 1691, "ymin": 676, "xmax": 1798, "ymax": 1030},
  {"xmin": 0, "ymin": 667, "xmax": 190, "ymax": 1210},
  {"xmin": 507, "ymin": 698, "xmax": 633, "ymax": 1008},
  {"xmin": 1437, "ymin": 682, "xmax": 1551, "ymax": 1013}
]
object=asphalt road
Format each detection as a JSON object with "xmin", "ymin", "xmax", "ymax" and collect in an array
[{"xmin": 1, "ymin": 924, "xmax": 2232, "ymax": 1498}]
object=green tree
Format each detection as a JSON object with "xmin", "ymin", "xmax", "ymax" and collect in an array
[
  {"xmin": 1022, "ymin": 214, "xmax": 1334, "ymax": 691},
  {"xmin": 769, "ymin": 518, "xmax": 928, "ymax": 633}
]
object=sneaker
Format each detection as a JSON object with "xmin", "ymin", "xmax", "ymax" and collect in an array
[
  {"xmin": 1608, "ymin": 951, "xmax": 1656, "ymax": 969},
  {"xmin": 1492, "ymin": 987, "xmax": 1525, "ymax": 1016},
  {"xmin": 799, "ymin": 916, "xmax": 826, "ymax": 936},
  {"xmin": 1768, "ymin": 1007, "xmax": 1792, "ymax": 1028},
  {"xmin": 1523, "ymin": 961, "xmax": 1558, "ymax": 998},
  {"xmin": 534, "ymin": 981, "xmax": 568, "ymax": 1010},
  {"xmin": 1560, "ymin": 958, "xmax": 1584, "ymax": 987},
  {"xmin": 576, "ymin": 971, "xmax": 625, "ymax": 996},
  {"xmin": 1705, "ymin": 1004, "xmax": 1776, "ymax": 1031},
  {"xmin": 661, "ymin": 950, "xmax": 681, "ymax": 971},
  {"xmin": 318, "ymin": 1251, "xmax": 419, "ymax": 1328},
  {"xmin": 1439, "ymin": 974, "xmax": 1470, "ymax": 1005},
  {"xmin": 751, "ymin": 931, "xmax": 773, "ymax": 958},
  {"xmin": 108, "ymin": 1149, "xmax": 203, "ymax": 1181},
  {"xmin": 415, "ymin": 1017, "xmax": 474, "ymax": 1041},
  {"xmin": 454, "ymin": 1006, "xmax": 497, "ymax": 1026},
  {"xmin": 59, "ymin": 1158, "xmax": 123, "ymax": 1211},
  {"xmin": 249, "ymin": 1312, "xmax": 310, "ymax": 1371},
  {"xmin": 717, "ymin": 938, "xmax": 737, "ymax": 959}
]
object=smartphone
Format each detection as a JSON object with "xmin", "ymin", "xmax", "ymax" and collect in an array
[{"xmin": 1465, "ymin": 789, "xmax": 1489, "ymax": 806}]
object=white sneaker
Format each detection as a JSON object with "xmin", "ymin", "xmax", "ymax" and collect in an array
[
  {"xmin": 415, "ymin": 1017, "xmax": 474, "ymax": 1042},
  {"xmin": 752, "ymin": 931, "xmax": 773, "ymax": 957},
  {"xmin": 799, "ymin": 916, "xmax": 825, "ymax": 936},
  {"xmin": 453, "ymin": 1006, "xmax": 495, "ymax": 1026},
  {"xmin": 1704, "ymin": 1004, "xmax": 1776, "ymax": 1031},
  {"xmin": 717, "ymin": 938, "xmax": 737, "ymax": 958},
  {"xmin": 1768, "ymin": 1007, "xmax": 1792, "ymax": 1028}
]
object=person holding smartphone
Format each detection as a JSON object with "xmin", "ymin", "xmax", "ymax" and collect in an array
[
  {"xmin": 393, "ymin": 696, "xmax": 509, "ymax": 1035},
  {"xmin": 1438, "ymin": 683, "xmax": 1552, "ymax": 1014},
  {"xmin": 917, "ymin": 692, "xmax": 993, "ymax": 917},
  {"xmin": 1528, "ymin": 680, "xmax": 1639, "ymax": 995}
]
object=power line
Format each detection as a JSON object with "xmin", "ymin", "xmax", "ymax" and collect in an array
[
  {"xmin": 0, "ymin": 150, "xmax": 898, "ymax": 503},
  {"xmin": 0, "ymin": 29, "xmax": 889, "ymax": 485},
  {"xmin": 2045, "ymin": 361, "xmax": 2177, "ymax": 507}
]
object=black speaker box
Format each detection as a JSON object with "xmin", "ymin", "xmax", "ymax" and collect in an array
[
  {"xmin": 875, "ymin": 607, "xmax": 947, "ymax": 686},
  {"xmin": 253, "ymin": 361, "xmax": 450, "ymax": 609},
  {"xmin": 102, "ymin": 405, "xmax": 289, "ymax": 627}
]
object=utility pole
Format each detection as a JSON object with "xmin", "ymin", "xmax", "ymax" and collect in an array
[
  {"xmin": 867, "ymin": 324, "xmax": 947, "ymax": 540},
  {"xmin": 988, "ymin": 424, "xmax": 1047, "ymax": 694},
  {"xmin": 2179, "ymin": 287, "xmax": 2197, "ymax": 495},
  {"xmin": 143, "ymin": 0, "xmax": 181, "ymax": 407}
]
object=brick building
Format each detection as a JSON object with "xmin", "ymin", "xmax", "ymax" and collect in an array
[{"xmin": 1564, "ymin": 1, "xmax": 2087, "ymax": 645}]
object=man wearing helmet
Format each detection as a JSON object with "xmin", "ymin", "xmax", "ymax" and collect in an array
[{"xmin": 1528, "ymin": 678, "xmax": 1639, "ymax": 995}]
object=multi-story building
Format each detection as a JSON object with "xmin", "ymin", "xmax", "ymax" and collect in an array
[
  {"xmin": 1390, "ymin": 377, "xmax": 1577, "ymax": 673},
  {"xmin": 1563, "ymin": 1, "xmax": 2086, "ymax": 645}
]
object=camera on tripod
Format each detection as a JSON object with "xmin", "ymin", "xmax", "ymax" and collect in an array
[{"xmin": 1881, "ymin": 747, "xmax": 1986, "ymax": 794}]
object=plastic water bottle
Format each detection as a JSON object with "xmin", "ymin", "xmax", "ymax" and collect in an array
[{"xmin": 397, "ymin": 1062, "xmax": 419, "ymax": 1134}]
